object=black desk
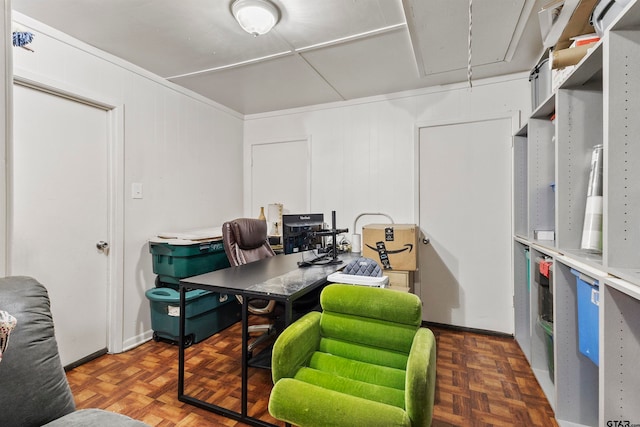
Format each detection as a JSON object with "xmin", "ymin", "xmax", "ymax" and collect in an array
[{"xmin": 178, "ymin": 252, "xmax": 356, "ymax": 427}]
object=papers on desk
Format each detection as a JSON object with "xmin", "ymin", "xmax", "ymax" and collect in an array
[{"xmin": 150, "ymin": 226, "xmax": 223, "ymax": 245}]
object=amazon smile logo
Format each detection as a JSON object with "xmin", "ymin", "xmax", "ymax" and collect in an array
[{"xmin": 365, "ymin": 243, "xmax": 414, "ymax": 254}]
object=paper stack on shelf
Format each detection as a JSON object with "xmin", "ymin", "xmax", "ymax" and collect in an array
[
  {"xmin": 552, "ymin": 0, "xmax": 599, "ymax": 50},
  {"xmin": 551, "ymin": 41, "xmax": 597, "ymax": 69},
  {"xmin": 550, "ymin": 33, "xmax": 600, "ymax": 90}
]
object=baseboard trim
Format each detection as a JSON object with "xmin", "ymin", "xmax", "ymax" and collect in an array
[
  {"xmin": 64, "ymin": 348, "xmax": 108, "ymax": 371},
  {"xmin": 422, "ymin": 321, "xmax": 514, "ymax": 339}
]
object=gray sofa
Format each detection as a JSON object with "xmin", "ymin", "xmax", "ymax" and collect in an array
[{"xmin": 0, "ymin": 276, "xmax": 149, "ymax": 427}]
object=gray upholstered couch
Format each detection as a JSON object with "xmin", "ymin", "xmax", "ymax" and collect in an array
[{"xmin": 0, "ymin": 276, "xmax": 149, "ymax": 427}]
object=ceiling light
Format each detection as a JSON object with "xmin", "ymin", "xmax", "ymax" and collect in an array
[{"xmin": 232, "ymin": 0, "xmax": 279, "ymax": 36}]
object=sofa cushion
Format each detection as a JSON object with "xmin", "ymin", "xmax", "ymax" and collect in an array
[
  {"xmin": 319, "ymin": 337, "xmax": 409, "ymax": 369},
  {"xmin": 295, "ymin": 366, "xmax": 405, "ymax": 408},
  {"xmin": 0, "ymin": 276, "xmax": 76, "ymax": 427},
  {"xmin": 43, "ymin": 409, "xmax": 150, "ymax": 426},
  {"xmin": 320, "ymin": 311, "xmax": 418, "ymax": 353},
  {"xmin": 269, "ymin": 378, "xmax": 411, "ymax": 427},
  {"xmin": 309, "ymin": 351, "xmax": 406, "ymax": 390}
]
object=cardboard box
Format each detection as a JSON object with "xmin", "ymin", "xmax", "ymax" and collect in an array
[
  {"xmin": 362, "ymin": 224, "xmax": 418, "ymax": 271},
  {"xmin": 384, "ymin": 270, "xmax": 414, "ymax": 293},
  {"xmin": 385, "ymin": 270, "xmax": 414, "ymax": 288}
]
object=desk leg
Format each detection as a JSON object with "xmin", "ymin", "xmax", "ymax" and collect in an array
[
  {"xmin": 176, "ymin": 287, "xmax": 277, "ymax": 427},
  {"xmin": 241, "ymin": 296, "xmax": 249, "ymax": 417},
  {"xmin": 178, "ymin": 285, "xmax": 186, "ymax": 398},
  {"xmin": 284, "ymin": 300, "xmax": 294, "ymax": 327}
]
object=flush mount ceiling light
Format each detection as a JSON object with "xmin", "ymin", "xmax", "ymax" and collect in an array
[{"xmin": 232, "ymin": 0, "xmax": 280, "ymax": 36}]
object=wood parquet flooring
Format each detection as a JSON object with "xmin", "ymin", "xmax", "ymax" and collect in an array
[{"xmin": 66, "ymin": 321, "xmax": 558, "ymax": 427}]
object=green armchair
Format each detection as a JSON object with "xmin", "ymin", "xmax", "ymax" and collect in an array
[{"xmin": 268, "ymin": 283, "xmax": 436, "ymax": 427}]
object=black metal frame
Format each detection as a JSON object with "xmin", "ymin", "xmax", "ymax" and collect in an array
[{"xmin": 176, "ymin": 264, "xmax": 336, "ymax": 427}]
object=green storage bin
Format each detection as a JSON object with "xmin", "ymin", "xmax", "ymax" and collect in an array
[
  {"xmin": 538, "ymin": 314, "xmax": 554, "ymax": 382},
  {"xmin": 146, "ymin": 287, "xmax": 241, "ymax": 346},
  {"xmin": 150, "ymin": 240, "xmax": 230, "ymax": 285},
  {"xmin": 525, "ymin": 248, "xmax": 530, "ymax": 292}
]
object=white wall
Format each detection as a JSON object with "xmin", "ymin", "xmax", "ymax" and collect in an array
[
  {"xmin": 244, "ymin": 76, "xmax": 530, "ymax": 229},
  {"xmin": 6, "ymin": 10, "xmax": 533, "ymax": 344},
  {"xmin": 10, "ymin": 13, "xmax": 244, "ymax": 350},
  {"xmin": 243, "ymin": 76, "xmax": 531, "ymax": 330}
]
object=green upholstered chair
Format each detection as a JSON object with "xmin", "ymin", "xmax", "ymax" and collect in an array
[{"xmin": 268, "ymin": 283, "xmax": 436, "ymax": 427}]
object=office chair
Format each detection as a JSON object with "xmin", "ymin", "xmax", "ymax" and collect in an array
[{"xmin": 222, "ymin": 218, "xmax": 279, "ymax": 354}]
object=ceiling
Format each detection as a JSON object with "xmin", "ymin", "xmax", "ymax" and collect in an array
[{"xmin": 11, "ymin": 0, "xmax": 546, "ymax": 115}]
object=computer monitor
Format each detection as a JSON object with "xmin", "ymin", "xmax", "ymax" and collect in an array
[{"xmin": 282, "ymin": 214, "xmax": 324, "ymax": 255}]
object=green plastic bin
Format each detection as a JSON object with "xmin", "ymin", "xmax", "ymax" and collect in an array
[
  {"xmin": 145, "ymin": 287, "xmax": 241, "ymax": 346},
  {"xmin": 149, "ymin": 240, "xmax": 230, "ymax": 285},
  {"xmin": 538, "ymin": 314, "xmax": 554, "ymax": 382}
]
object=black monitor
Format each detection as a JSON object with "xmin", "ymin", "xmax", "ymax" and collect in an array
[{"xmin": 282, "ymin": 214, "xmax": 324, "ymax": 255}]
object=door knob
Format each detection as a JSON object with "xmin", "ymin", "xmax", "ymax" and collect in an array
[{"xmin": 96, "ymin": 241, "xmax": 109, "ymax": 251}]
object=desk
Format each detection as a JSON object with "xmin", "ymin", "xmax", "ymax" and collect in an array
[{"xmin": 178, "ymin": 252, "xmax": 356, "ymax": 427}]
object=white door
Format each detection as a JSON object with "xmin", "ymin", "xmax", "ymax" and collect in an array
[
  {"xmin": 11, "ymin": 83, "xmax": 110, "ymax": 367},
  {"xmin": 251, "ymin": 139, "xmax": 310, "ymax": 218},
  {"xmin": 418, "ymin": 117, "xmax": 513, "ymax": 333}
]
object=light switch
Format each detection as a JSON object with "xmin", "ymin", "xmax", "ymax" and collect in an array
[{"xmin": 132, "ymin": 182, "xmax": 143, "ymax": 199}]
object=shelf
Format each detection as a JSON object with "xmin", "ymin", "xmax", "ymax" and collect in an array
[
  {"xmin": 514, "ymin": 3, "xmax": 640, "ymax": 424},
  {"xmin": 531, "ymin": 92, "xmax": 556, "ymax": 119},
  {"xmin": 601, "ymin": 280, "xmax": 640, "ymax": 424},
  {"xmin": 553, "ymin": 263, "xmax": 599, "ymax": 426},
  {"xmin": 609, "ymin": 0, "xmax": 640, "ymax": 31},
  {"xmin": 560, "ymin": 42, "xmax": 603, "ymax": 89},
  {"xmin": 604, "ymin": 29, "xmax": 640, "ymax": 286},
  {"xmin": 558, "ymin": 249, "xmax": 603, "ymax": 271},
  {"xmin": 514, "ymin": 243, "xmax": 531, "ymax": 354},
  {"xmin": 528, "ymin": 116, "xmax": 556, "ymax": 244},
  {"xmin": 514, "ymin": 131, "xmax": 528, "ymax": 237},
  {"xmin": 606, "ymin": 267, "xmax": 640, "ymax": 290},
  {"xmin": 515, "ymin": 122, "xmax": 528, "ymax": 137},
  {"xmin": 555, "ymin": 76, "xmax": 603, "ymax": 261}
]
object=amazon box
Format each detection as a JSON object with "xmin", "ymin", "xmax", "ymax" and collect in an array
[{"xmin": 362, "ymin": 224, "xmax": 418, "ymax": 271}]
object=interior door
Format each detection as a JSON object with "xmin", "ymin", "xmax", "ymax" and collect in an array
[
  {"xmin": 251, "ymin": 139, "xmax": 310, "ymax": 219},
  {"xmin": 418, "ymin": 117, "xmax": 513, "ymax": 333},
  {"xmin": 11, "ymin": 83, "xmax": 110, "ymax": 367}
]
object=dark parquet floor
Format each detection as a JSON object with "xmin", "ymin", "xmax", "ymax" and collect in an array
[{"xmin": 66, "ymin": 321, "xmax": 558, "ymax": 427}]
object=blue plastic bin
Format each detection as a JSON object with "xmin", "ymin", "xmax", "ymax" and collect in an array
[{"xmin": 571, "ymin": 269, "xmax": 599, "ymax": 366}]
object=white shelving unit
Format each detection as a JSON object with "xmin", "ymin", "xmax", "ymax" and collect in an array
[
  {"xmin": 512, "ymin": 1, "xmax": 640, "ymax": 425},
  {"xmin": 600, "ymin": 278, "xmax": 640, "ymax": 425}
]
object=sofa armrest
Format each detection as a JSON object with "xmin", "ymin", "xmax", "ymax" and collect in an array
[
  {"xmin": 43, "ymin": 409, "xmax": 150, "ymax": 426},
  {"xmin": 0, "ymin": 276, "xmax": 77, "ymax": 426},
  {"xmin": 272, "ymin": 311, "xmax": 321, "ymax": 382},
  {"xmin": 405, "ymin": 327, "xmax": 437, "ymax": 427}
]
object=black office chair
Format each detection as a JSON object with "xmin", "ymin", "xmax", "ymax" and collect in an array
[{"xmin": 222, "ymin": 218, "xmax": 280, "ymax": 354}]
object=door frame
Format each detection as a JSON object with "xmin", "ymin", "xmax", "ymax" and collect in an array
[
  {"xmin": 413, "ymin": 110, "xmax": 521, "ymax": 304},
  {"xmin": 9, "ymin": 69, "xmax": 125, "ymax": 354},
  {"xmin": 0, "ymin": 0, "xmax": 11, "ymax": 277}
]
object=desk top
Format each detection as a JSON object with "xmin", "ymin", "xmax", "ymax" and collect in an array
[{"xmin": 181, "ymin": 252, "xmax": 358, "ymax": 301}]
